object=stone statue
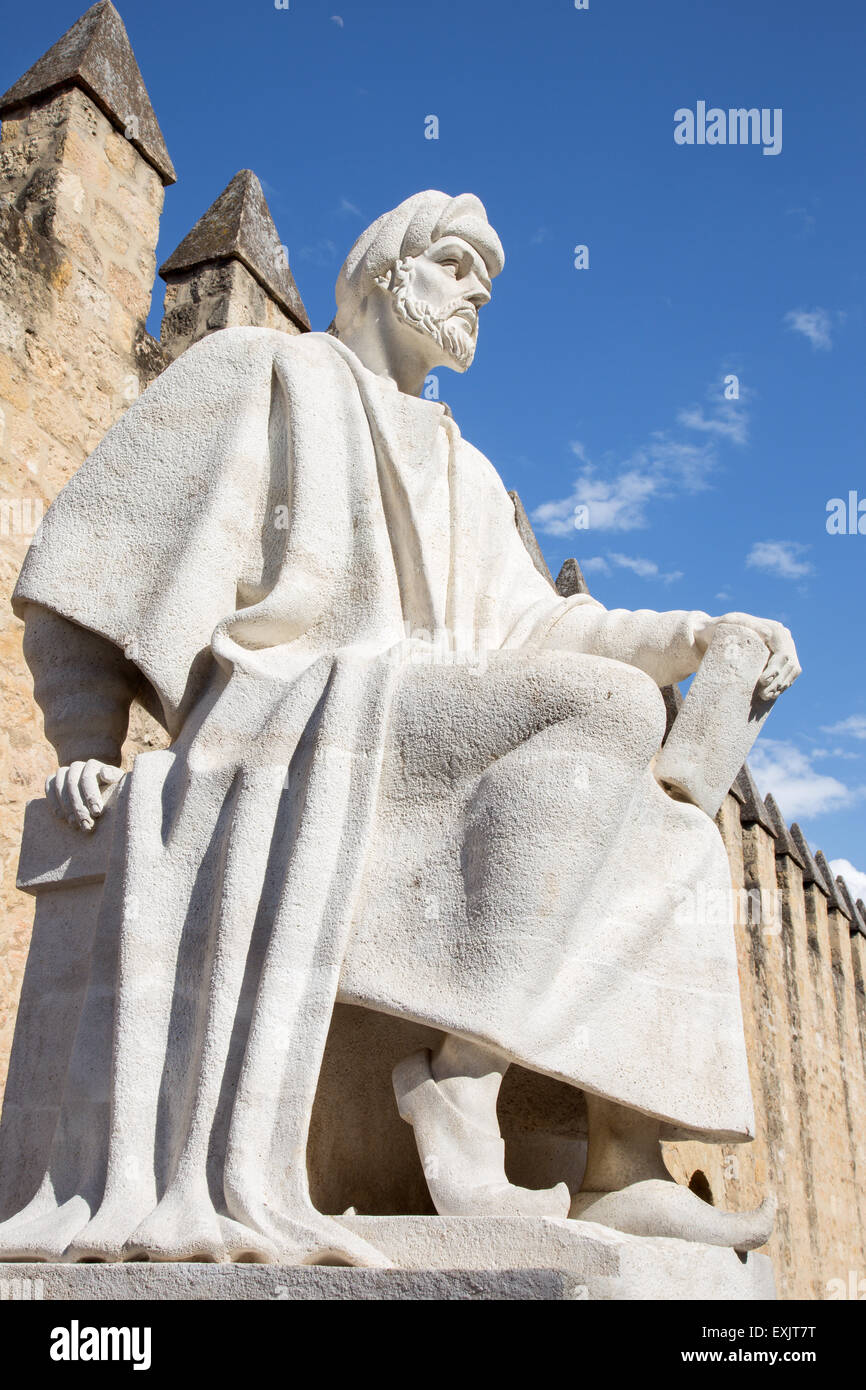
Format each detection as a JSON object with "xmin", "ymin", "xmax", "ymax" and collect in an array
[{"xmin": 0, "ymin": 191, "xmax": 800, "ymax": 1269}]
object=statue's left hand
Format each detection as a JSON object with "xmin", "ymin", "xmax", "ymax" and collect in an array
[
  {"xmin": 696, "ymin": 612, "xmax": 802, "ymax": 701},
  {"xmin": 46, "ymin": 760, "xmax": 123, "ymax": 833}
]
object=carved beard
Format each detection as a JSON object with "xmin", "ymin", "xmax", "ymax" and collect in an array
[{"xmin": 385, "ymin": 259, "xmax": 477, "ymax": 370}]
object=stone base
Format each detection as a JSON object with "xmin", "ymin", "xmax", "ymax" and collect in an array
[
  {"xmin": 0, "ymin": 1217, "xmax": 777, "ymax": 1300},
  {"xmin": 0, "ymin": 1264, "xmax": 568, "ymax": 1301}
]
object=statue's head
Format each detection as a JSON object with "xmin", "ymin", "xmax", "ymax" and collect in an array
[{"xmin": 333, "ymin": 191, "xmax": 504, "ymax": 375}]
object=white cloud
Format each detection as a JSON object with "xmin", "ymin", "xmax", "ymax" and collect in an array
[
  {"xmin": 532, "ymin": 375, "xmax": 747, "ymax": 538},
  {"xmin": 677, "ymin": 402, "xmax": 748, "ymax": 446},
  {"xmin": 579, "ymin": 556, "xmax": 611, "ymax": 575},
  {"xmin": 750, "ymin": 738, "xmax": 863, "ymax": 819},
  {"xmin": 784, "ymin": 307, "xmax": 832, "ymax": 350},
  {"xmin": 339, "ymin": 197, "xmax": 362, "ymax": 217},
  {"xmin": 746, "ymin": 540, "xmax": 813, "ymax": 580},
  {"xmin": 532, "ymin": 464, "xmax": 665, "ymax": 536},
  {"xmin": 532, "ymin": 442, "xmax": 715, "ymax": 537},
  {"xmin": 331, "ymin": 14, "xmax": 345, "ymax": 27},
  {"xmin": 822, "ymin": 715, "xmax": 866, "ymax": 741},
  {"xmin": 607, "ymin": 552, "xmax": 683, "ymax": 584},
  {"xmin": 577, "ymin": 553, "xmax": 681, "ymax": 583},
  {"xmin": 829, "ymin": 859, "xmax": 866, "ymax": 903}
]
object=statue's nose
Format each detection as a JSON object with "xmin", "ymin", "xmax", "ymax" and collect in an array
[{"xmin": 464, "ymin": 281, "xmax": 490, "ymax": 308}]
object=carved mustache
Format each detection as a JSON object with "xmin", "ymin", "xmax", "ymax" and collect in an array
[{"xmin": 439, "ymin": 300, "xmax": 478, "ymax": 333}]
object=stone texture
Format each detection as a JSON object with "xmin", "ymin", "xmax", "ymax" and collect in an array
[
  {"xmin": 0, "ymin": 11, "xmax": 863, "ymax": 1301},
  {"xmin": 0, "ymin": 74, "xmax": 170, "ymax": 1110},
  {"xmin": 790, "ymin": 823, "xmax": 831, "ymax": 895},
  {"xmin": 1, "ymin": 316, "xmax": 762, "ymax": 1262},
  {"xmin": 160, "ymin": 259, "xmax": 303, "ymax": 363},
  {"xmin": 159, "ymin": 170, "xmax": 309, "ymax": 336},
  {"xmin": 653, "ymin": 623, "xmax": 773, "ymax": 818},
  {"xmin": 0, "ymin": 1216, "xmax": 777, "ymax": 1301},
  {"xmin": 0, "ymin": 1261, "xmax": 575, "ymax": 1301},
  {"xmin": 554, "ymin": 557, "xmax": 591, "ymax": 597},
  {"xmin": 816, "ymin": 850, "xmax": 853, "ymax": 920},
  {"xmin": 763, "ymin": 792, "xmax": 806, "ymax": 868},
  {"xmin": 0, "ymin": 1, "xmax": 176, "ymax": 184},
  {"xmin": 734, "ymin": 763, "xmax": 776, "ymax": 834},
  {"xmin": 508, "ymin": 489, "xmax": 553, "ymax": 584}
]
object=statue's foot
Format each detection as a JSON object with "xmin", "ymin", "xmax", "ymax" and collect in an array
[
  {"xmin": 65, "ymin": 1195, "xmax": 392, "ymax": 1268},
  {"xmin": 393, "ymin": 1047, "xmax": 570, "ymax": 1219},
  {"xmin": 569, "ymin": 1179, "xmax": 776, "ymax": 1252}
]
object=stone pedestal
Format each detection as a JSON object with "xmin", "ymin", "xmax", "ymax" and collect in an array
[{"xmin": 0, "ymin": 1218, "xmax": 776, "ymax": 1301}]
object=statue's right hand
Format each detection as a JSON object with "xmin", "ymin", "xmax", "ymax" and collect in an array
[{"xmin": 46, "ymin": 761, "xmax": 123, "ymax": 833}]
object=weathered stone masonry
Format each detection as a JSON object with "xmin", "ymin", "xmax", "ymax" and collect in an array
[{"xmin": 1, "ymin": 0, "xmax": 864, "ymax": 1300}]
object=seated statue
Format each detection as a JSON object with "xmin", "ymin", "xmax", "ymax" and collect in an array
[{"xmin": 0, "ymin": 191, "xmax": 800, "ymax": 1267}]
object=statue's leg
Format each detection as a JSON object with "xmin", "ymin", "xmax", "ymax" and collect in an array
[
  {"xmin": 392, "ymin": 1035, "xmax": 570, "ymax": 1217},
  {"xmin": 580, "ymin": 1094, "xmax": 670, "ymax": 1190},
  {"xmin": 572, "ymin": 1094, "xmax": 775, "ymax": 1250}
]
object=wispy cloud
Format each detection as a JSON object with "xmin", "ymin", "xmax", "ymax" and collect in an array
[
  {"xmin": 746, "ymin": 540, "xmax": 813, "ymax": 580},
  {"xmin": 785, "ymin": 206, "xmax": 816, "ymax": 237},
  {"xmin": 829, "ymin": 858, "xmax": 866, "ymax": 902},
  {"xmin": 297, "ymin": 239, "xmax": 337, "ymax": 266},
  {"xmin": 822, "ymin": 715, "xmax": 866, "ymax": 741},
  {"xmin": 579, "ymin": 553, "xmax": 682, "ymax": 584},
  {"xmin": 339, "ymin": 197, "xmax": 363, "ymax": 217},
  {"xmin": 676, "ymin": 402, "xmax": 748, "ymax": 446},
  {"xmin": 609, "ymin": 552, "xmax": 683, "ymax": 583},
  {"xmin": 750, "ymin": 738, "xmax": 864, "ymax": 819},
  {"xmin": 331, "ymin": 14, "xmax": 345, "ymax": 27},
  {"xmin": 532, "ymin": 376, "xmax": 748, "ymax": 538},
  {"xmin": 784, "ymin": 307, "xmax": 833, "ymax": 350},
  {"xmin": 532, "ymin": 440, "xmax": 715, "ymax": 537}
]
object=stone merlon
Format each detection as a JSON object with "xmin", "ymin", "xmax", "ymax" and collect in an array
[
  {"xmin": 0, "ymin": 1, "xmax": 176, "ymax": 185},
  {"xmin": 159, "ymin": 170, "xmax": 311, "ymax": 331},
  {"xmin": 733, "ymin": 764, "xmax": 774, "ymax": 834},
  {"xmin": 763, "ymin": 792, "xmax": 806, "ymax": 868},
  {"xmin": 790, "ymin": 823, "xmax": 831, "ymax": 896}
]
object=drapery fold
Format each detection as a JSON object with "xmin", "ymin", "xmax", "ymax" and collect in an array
[{"xmin": 1, "ymin": 328, "xmax": 753, "ymax": 1263}]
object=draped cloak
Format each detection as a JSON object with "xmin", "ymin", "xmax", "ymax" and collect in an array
[{"xmin": 0, "ymin": 327, "xmax": 754, "ymax": 1264}]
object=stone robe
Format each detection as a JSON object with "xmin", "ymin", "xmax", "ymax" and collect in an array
[{"xmin": 0, "ymin": 327, "xmax": 753, "ymax": 1262}]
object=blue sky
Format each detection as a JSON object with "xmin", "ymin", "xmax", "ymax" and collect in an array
[{"xmin": 5, "ymin": 0, "xmax": 865, "ymax": 884}]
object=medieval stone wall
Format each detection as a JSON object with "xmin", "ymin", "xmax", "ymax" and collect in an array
[{"xmin": 1, "ymin": 1, "xmax": 864, "ymax": 1302}]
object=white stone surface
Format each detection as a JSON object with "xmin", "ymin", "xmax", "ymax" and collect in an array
[
  {"xmin": 1, "ymin": 192, "xmax": 801, "ymax": 1272},
  {"xmin": 654, "ymin": 622, "xmax": 776, "ymax": 818},
  {"xmin": 335, "ymin": 1216, "xmax": 777, "ymax": 1301},
  {"xmin": 0, "ymin": 1216, "xmax": 777, "ymax": 1300}
]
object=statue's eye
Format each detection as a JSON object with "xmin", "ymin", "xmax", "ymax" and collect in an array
[{"xmin": 440, "ymin": 258, "xmax": 460, "ymax": 273}]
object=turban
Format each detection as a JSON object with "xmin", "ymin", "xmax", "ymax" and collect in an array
[{"xmin": 334, "ymin": 191, "xmax": 504, "ymax": 323}]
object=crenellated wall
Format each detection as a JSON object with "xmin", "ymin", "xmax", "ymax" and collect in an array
[{"xmin": 0, "ymin": 0, "xmax": 863, "ymax": 1302}]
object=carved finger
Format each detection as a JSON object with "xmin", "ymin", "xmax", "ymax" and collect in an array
[
  {"xmin": 45, "ymin": 772, "xmax": 64, "ymax": 821},
  {"xmin": 54, "ymin": 766, "xmax": 72, "ymax": 824},
  {"xmin": 80, "ymin": 760, "xmax": 105, "ymax": 818},
  {"xmin": 758, "ymin": 660, "xmax": 781, "ymax": 693},
  {"xmin": 64, "ymin": 762, "xmax": 93, "ymax": 831},
  {"xmin": 97, "ymin": 764, "xmax": 124, "ymax": 786},
  {"xmin": 767, "ymin": 657, "xmax": 796, "ymax": 698}
]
